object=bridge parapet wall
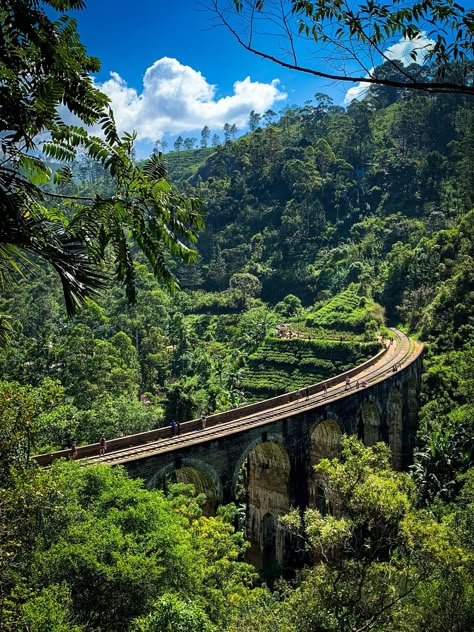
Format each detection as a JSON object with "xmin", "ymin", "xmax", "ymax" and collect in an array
[{"xmin": 34, "ymin": 342, "xmax": 388, "ymax": 467}]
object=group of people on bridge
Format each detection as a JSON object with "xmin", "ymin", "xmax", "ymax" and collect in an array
[
  {"xmin": 170, "ymin": 414, "xmax": 208, "ymax": 437},
  {"xmin": 67, "ymin": 334, "xmax": 399, "ymax": 459},
  {"xmin": 70, "ymin": 435, "xmax": 107, "ymax": 459}
]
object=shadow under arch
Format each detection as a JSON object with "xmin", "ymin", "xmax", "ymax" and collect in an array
[
  {"xmin": 231, "ymin": 432, "xmax": 288, "ymax": 495},
  {"xmin": 309, "ymin": 419, "xmax": 342, "ymax": 507},
  {"xmin": 386, "ymin": 386, "xmax": 403, "ymax": 469},
  {"xmin": 357, "ymin": 400, "xmax": 382, "ymax": 446},
  {"xmin": 407, "ymin": 375, "xmax": 419, "ymax": 413},
  {"xmin": 146, "ymin": 458, "xmax": 222, "ymax": 516},
  {"xmin": 233, "ymin": 433, "xmax": 291, "ymax": 567},
  {"xmin": 262, "ymin": 512, "xmax": 278, "ymax": 580}
]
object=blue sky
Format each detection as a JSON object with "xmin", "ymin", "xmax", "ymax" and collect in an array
[{"xmin": 60, "ymin": 0, "xmax": 471, "ymax": 156}]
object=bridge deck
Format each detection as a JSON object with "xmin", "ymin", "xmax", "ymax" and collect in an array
[{"xmin": 37, "ymin": 329, "xmax": 421, "ymax": 467}]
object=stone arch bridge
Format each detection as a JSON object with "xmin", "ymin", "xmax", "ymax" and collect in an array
[{"xmin": 36, "ymin": 330, "xmax": 423, "ymax": 566}]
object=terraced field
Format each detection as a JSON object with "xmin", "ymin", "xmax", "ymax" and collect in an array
[{"xmin": 241, "ymin": 336, "xmax": 381, "ymax": 399}]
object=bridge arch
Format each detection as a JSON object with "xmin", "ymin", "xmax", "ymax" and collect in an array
[
  {"xmin": 231, "ymin": 432, "xmax": 287, "ymax": 494},
  {"xmin": 308, "ymin": 419, "xmax": 342, "ymax": 507},
  {"xmin": 386, "ymin": 386, "xmax": 403, "ymax": 469},
  {"xmin": 233, "ymin": 433, "xmax": 290, "ymax": 565},
  {"xmin": 357, "ymin": 400, "xmax": 382, "ymax": 447},
  {"xmin": 146, "ymin": 458, "xmax": 222, "ymax": 515}
]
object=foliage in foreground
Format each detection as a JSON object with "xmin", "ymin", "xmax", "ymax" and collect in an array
[
  {"xmin": 0, "ymin": 458, "xmax": 261, "ymax": 631},
  {"xmin": 0, "ymin": 0, "xmax": 201, "ymax": 316},
  {"xmin": 234, "ymin": 439, "xmax": 474, "ymax": 632}
]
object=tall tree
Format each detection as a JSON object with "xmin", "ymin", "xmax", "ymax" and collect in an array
[
  {"xmin": 223, "ymin": 123, "xmax": 232, "ymax": 142},
  {"xmin": 153, "ymin": 138, "xmax": 168, "ymax": 154},
  {"xmin": 200, "ymin": 125, "xmax": 211, "ymax": 148},
  {"xmin": 263, "ymin": 109, "xmax": 276, "ymax": 126},
  {"xmin": 183, "ymin": 137, "xmax": 197, "ymax": 150},
  {"xmin": 248, "ymin": 110, "xmax": 261, "ymax": 131},
  {"xmin": 173, "ymin": 136, "xmax": 184, "ymax": 152}
]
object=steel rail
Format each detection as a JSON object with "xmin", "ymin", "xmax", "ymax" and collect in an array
[{"xmin": 82, "ymin": 329, "xmax": 420, "ymax": 467}]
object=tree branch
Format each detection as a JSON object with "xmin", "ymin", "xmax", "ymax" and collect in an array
[{"xmin": 211, "ymin": 0, "xmax": 474, "ymax": 96}]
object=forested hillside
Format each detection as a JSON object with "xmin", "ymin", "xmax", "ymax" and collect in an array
[{"xmin": 165, "ymin": 84, "xmax": 474, "ymax": 503}]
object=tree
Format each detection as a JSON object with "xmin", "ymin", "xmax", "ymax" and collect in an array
[
  {"xmin": 210, "ymin": 0, "xmax": 474, "ymax": 96},
  {"xmin": 0, "ymin": 1, "xmax": 202, "ymax": 316},
  {"xmin": 1, "ymin": 454, "xmax": 260, "ymax": 630},
  {"xmin": 229, "ymin": 273, "xmax": 262, "ymax": 307},
  {"xmin": 153, "ymin": 138, "xmax": 168, "ymax": 154},
  {"xmin": 248, "ymin": 110, "xmax": 261, "ymax": 131},
  {"xmin": 183, "ymin": 137, "xmax": 197, "ymax": 150},
  {"xmin": 263, "ymin": 109, "xmax": 276, "ymax": 126},
  {"xmin": 275, "ymin": 294, "xmax": 303, "ymax": 318},
  {"xmin": 276, "ymin": 438, "xmax": 473, "ymax": 632},
  {"xmin": 200, "ymin": 125, "xmax": 211, "ymax": 148},
  {"xmin": 230, "ymin": 123, "xmax": 238, "ymax": 139},
  {"xmin": 237, "ymin": 306, "xmax": 277, "ymax": 350},
  {"xmin": 174, "ymin": 136, "xmax": 184, "ymax": 152},
  {"xmin": 211, "ymin": 133, "xmax": 221, "ymax": 147},
  {"xmin": 223, "ymin": 123, "xmax": 232, "ymax": 142}
]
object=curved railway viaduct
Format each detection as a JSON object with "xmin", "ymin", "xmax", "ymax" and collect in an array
[{"xmin": 36, "ymin": 329, "xmax": 423, "ymax": 567}]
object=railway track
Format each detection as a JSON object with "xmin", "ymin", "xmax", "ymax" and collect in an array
[{"xmin": 77, "ymin": 328, "xmax": 420, "ymax": 467}]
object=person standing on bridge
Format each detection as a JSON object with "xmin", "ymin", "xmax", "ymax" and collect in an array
[
  {"xmin": 304, "ymin": 386, "xmax": 310, "ymax": 400},
  {"xmin": 323, "ymin": 384, "xmax": 328, "ymax": 396},
  {"xmin": 70, "ymin": 440, "xmax": 78, "ymax": 460},
  {"xmin": 201, "ymin": 414, "xmax": 207, "ymax": 430},
  {"xmin": 345, "ymin": 376, "xmax": 351, "ymax": 390},
  {"xmin": 171, "ymin": 421, "xmax": 177, "ymax": 436},
  {"xmin": 98, "ymin": 435, "xmax": 107, "ymax": 455}
]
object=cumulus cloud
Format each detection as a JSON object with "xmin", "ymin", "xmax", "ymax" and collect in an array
[
  {"xmin": 344, "ymin": 32, "xmax": 435, "ymax": 104},
  {"xmin": 95, "ymin": 57, "xmax": 287, "ymax": 140}
]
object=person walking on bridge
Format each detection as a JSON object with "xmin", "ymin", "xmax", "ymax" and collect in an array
[
  {"xmin": 304, "ymin": 386, "xmax": 310, "ymax": 400},
  {"xmin": 98, "ymin": 435, "xmax": 107, "ymax": 456},
  {"xmin": 345, "ymin": 376, "xmax": 351, "ymax": 390},
  {"xmin": 170, "ymin": 421, "xmax": 177, "ymax": 436},
  {"xmin": 201, "ymin": 414, "xmax": 207, "ymax": 430},
  {"xmin": 323, "ymin": 384, "xmax": 328, "ymax": 396}
]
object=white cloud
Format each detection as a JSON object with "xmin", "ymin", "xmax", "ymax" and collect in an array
[
  {"xmin": 344, "ymin": 32, "xmax": 435, "ymax": 104},
  {"xmin": 95, "ymin": 57, "xmax": 287, "ymax": 140}
]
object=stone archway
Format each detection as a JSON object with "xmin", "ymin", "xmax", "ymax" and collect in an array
[
  {"xmin": 308, "ymin": 419, "xmax": 342, "ymax": 507},
  {"xmin": 234, "ymin": 437, "xmax": 290, "ymax": 566},
  {"xmin": 146, "ymin": 459, "xmax": 222, "ymax": 516},
  {"xmin": 357, "ymin": 401, "xmax": 382, "ymax": 447},
  {"xmin": 386, "ymin": 387, "xmax": 403, "ymax": 469}
]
